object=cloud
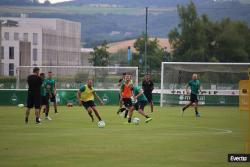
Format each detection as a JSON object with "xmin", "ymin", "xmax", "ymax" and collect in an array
[
  {"xmin": 39, "ymin": 0, "xmax": 73, "ymax": 4},
  {"xmin": 239, "ymin": 0, "xmax": 250, "ymax": 4}
]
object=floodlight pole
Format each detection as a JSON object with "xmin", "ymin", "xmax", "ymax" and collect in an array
[
  {"xmin": 0, "ymin": 20, "xmax": 2, "ymax": 75},
  {"xmin": 0, "ymin": 20, "xmax": 2, "ymax": 57},
  {"xmin": 144, "ymin": 7, "xmax": 148, "ymax": 74}
]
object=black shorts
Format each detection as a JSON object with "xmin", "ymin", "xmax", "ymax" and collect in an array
[
  {"xmin": 144, "ymin": 92, "xmax": 153, "ymax": 103},
  {"xmin": 190, "ymin": 93, "xmax": 198, "ymax": 102},
  {"xmin": 49, "ymin": 93, "xmax": 56, "ymax": 103},
  {"xmin": 82, "ymin": 100, "xmax": 96, "ymax": 110},
  {"xmin": 41, "ymin": 94, "xmax": 49, "ymax": 106},
  {"xmin": 122, "ymin": 98, "xmax": 133, "ymax": 108},
  {"xmin": 134, "ymin": 100, "xmax": 147, "ymax": 111},
  {"xmin": 27, "ymin": 92, "xmax": 41, "ymax": 109}
]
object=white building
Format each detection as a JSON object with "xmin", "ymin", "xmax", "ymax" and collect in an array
[{"xmin": 0, "ymin": 16, "xmax": 81, "ymax": 76}]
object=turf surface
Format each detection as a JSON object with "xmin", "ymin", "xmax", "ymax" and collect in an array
[{"xmin": 0, "ymin": 106, "xmax": 248, "ymax": 167}]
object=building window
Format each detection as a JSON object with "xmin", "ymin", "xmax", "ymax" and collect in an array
[
  {"xmin": 9, "ymin": 63, "xmax": 14, "ymax": 76},
  {"xmin": 9, "ymin": 47, "xmax": 14, "ymax": 59},
  {"xmin": 33, "ymin": 33, "xmax": 38, "ymax": 45},
  {"xmin": 4, "ymin": 32, "xmax": 9, "ymax": 40},
  {"xmin": 0, "ymin": 47, "xmax": 4, "ymax": 59},
  {"xmin": 14, "ymin": 32, "xmax": 19, "ymax": 41},
  {"xmin": 33, "ymin": 48, "xmax": 37, "ymax": 61},
  {"xmin": 23, "ymin": 33, "xmax": 28, "ymax": 42}
]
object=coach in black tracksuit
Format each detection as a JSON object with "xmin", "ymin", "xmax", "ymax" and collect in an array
[
  {"xmin": 142, "ymin": 74, "xmax": 154, "ymax": 113},
  {"xmin": 25, "ymin": 67, "xmax": 42, "ymax": 124}
]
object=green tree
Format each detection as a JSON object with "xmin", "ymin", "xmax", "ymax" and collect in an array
[
  {"xmin": 131, "ymin": 34, "xmax": 166, "ymax": 73},
  {"xmin": 168, "ymin": 1, "xmax": 250, "ymax": 62},
  {"xmin": 212, "ymin": 18, "xmax": 249, "ymax": 62},
  {"xmin": 168, "ymin": 1, "xmax": 208, "ymax": 62},
  {"xmin": 89, "ymin": 41, "xmax": 110, "ymax": 66}
]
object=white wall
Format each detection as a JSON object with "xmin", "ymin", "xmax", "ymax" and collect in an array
[
  {"xmin": 1, "ymin": 27, "xmax": 43, "ymax": 76},
  {"xmin": 1, "ymin": 40, "xmax": 19, "ymax": 76}
]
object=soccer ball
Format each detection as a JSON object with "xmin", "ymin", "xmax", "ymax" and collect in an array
[
  {"xmin": 97, "ymin": 121, "xmax": 105, "ymax": 128},
  {"xmin": 18, "ymin": 104, "xmax": 24, "ymax": 108},
  {"xmin": 67, "ymin": 103, "xmax": 73, "ymax": 107},
  {"xmin": 132, "ymin": 117, "xmax": 140, "ymax": 125}
]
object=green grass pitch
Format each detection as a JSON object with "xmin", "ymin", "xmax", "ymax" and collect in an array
[{"xmin": 0, "ymin": 106, "xmax": 248, "ymax": 167}]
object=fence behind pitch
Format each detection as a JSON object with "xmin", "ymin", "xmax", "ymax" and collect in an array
[{"xmin": 16, "ymin": 66, "xmax": 138, "ymax": 90}]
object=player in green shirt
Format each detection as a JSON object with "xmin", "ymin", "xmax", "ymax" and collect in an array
[
  {"xmin": 45, "ymin": 71, "xmax": 58, "ymax": 113},
  {"xmin": 40, "ymin": 73, "xmax": 51, "ymax": 120},
  {"xmin": 182, "ymin": 73, "xmax": 201, "ymax": 117},
  {"xmin": 128, "ymin": 85, "xmax": 152, "ymax": 123}
]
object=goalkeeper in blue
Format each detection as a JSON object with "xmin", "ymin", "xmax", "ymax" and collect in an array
[
  {"xmin": 127, "ymin": 85, "xmax": 152, "ymax": 123},
  {"xmin": 182, "ymin": 73, "xmax": 201, "ymax": 117}
]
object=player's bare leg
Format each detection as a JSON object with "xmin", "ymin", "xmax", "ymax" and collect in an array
[
  {"xmin": 127, "ymin": 106, "xmax": 134, "ymax": 123},
  {"xmin": 35, "ymin": 109, "xmax": 41, "ymax": 124},
  {"xmin": 138, "ymin": 109, "xmax": 152, "ymax": 123},
  {"xmin": 183, "ymin": 101, "xmax": 193, "ymax": 111},
  {"xmin": 137, "ymin": 109, "xmax": 147, "ymax": 117},
  {"xmin": 25, "ymin": 108, "xmax": 31, "ymax": 123},
  {"xmin": 150, "ymin": 101, "xmax": 154, "ymax": 113},
  {"xmin": 39, "ymin": 107, "xmax": 41, "ymax": 116},
  {"xmin": 86, "ymin": 107, "xmax": 94, "ymax": 122},
  {"xmin": 182, "ymin": 101, "xmax": 193, "ymax": 116},
  {"xmin": 45, "ymin": 104, "xmax": 51, "ymax": 120},
  {"xmin": 124, "ymin": 107, "xmax": 129, "ymax": 118},
  {"xmin": 194, "ymin": 102, "xmax": 200, "ymax": 117},
  {"xmin": 117, "ymin": 99, "xmax": 125, "ymax": 115},
  {"xmin": 39, "ymin": 106, "xmax": 44, "ymax": 121},
  {"xmin": 92, "ymin": 106, "xmax": 102, "ymax": 121},
  {"xmin": 39, "ymin": 107, "xmax": 42, "ymax": 120},
  {"xmin": 54, "ymin": 102, "xmax": 58, "ymax": 113},
  {"xmin": 46, "ymin": 104, "xmax": 49, "ymax": 115}
]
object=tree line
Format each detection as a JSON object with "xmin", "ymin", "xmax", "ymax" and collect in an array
[
  {"xmin": 91, "ymin": 1, "xmax": 250, "ymax": 71},
  {"xmin": 168, "ymin": 1, "xmax": 250, "ymax": 62}
]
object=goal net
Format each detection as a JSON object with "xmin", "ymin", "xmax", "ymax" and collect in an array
[
  {"xmin": 160, "ymin": 62, "xmax": 250, "ymax": 107},
  {"xmin": 16, "ymin": 66, "xmax": 138, "ymax": 90}
]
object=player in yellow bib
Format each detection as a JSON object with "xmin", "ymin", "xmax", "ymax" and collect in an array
[{"xmin": 77, "ymin": 80, "xmax": 104, "ymax": 122}]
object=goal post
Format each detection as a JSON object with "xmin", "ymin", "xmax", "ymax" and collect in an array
[
  {"xmin": 16, "ymin": 66, "xmax": 139, "ymax": 90},
  {"xmin": 160, "ymin": 62, "xmax": 250, "ymax": 107}
]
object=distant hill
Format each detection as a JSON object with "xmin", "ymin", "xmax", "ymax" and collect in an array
[
  {"xmin": 0, "ymin": 0, "xmax": 40, "ymax": 6},
  {"xmin": 56, "ymin": 0, "xmax": 249, "ymax": 7},
  {"xmin": 57, "ymin": 0, "xmax": 208, "ymax": 7},
  {"xmin": 0, "ymin": 0, "xmax": 249, "ymax": 47}
]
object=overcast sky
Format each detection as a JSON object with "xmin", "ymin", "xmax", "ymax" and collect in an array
[
  {"xmin": 239, "ymin": 0, "xmax": 250, "ymax": 4},
  {"xmin": 39, "ymin": 0, "xmax": 250, "ymax": 4},
  {"xmin": 38, "ymin": 0, "xmax": 73, "ymax": 4}
]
